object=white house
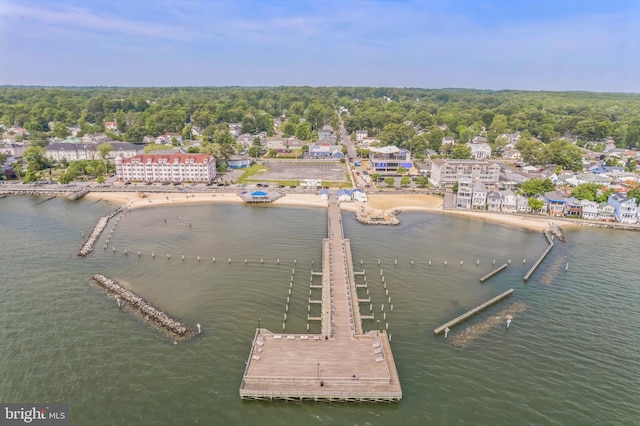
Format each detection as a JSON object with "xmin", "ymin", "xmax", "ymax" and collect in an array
[
  {"xmin": 468, "ymin": 143, "xmax": 492, "ymax": 160},
  {"xmin": 355, "ymin": 130, "xmax": 368, "ymax": 141},
  {"xmin": 580, "ymin": 199, "xmax": 599, "ymax": 220},
  {"xmin": 500, "ymin": 189, "xmax": 517, "ymax": 213},
  {"xmin": 115, "ymin": 153, "xmax": 216, "ymax": 183}
]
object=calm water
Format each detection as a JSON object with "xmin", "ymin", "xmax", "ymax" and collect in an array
[{"xmin": 0, "ymin": 196, "xmax": 639, "ymax": 425}]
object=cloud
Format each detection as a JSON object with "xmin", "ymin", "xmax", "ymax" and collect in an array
[{"xmin": 0, "ymin": 1, "xmax": 191, "ymax": 40}]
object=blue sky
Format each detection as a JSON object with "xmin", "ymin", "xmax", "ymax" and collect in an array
[{"xmin": 1, "ymin": 0, "xmax": 638, "ymax": 92}]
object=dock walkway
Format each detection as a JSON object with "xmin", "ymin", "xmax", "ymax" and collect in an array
[{"xmin": 240, "ymin": 200, "xmax": 402, "ymax": 402}]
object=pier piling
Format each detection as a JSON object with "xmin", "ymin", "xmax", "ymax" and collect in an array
[{"xmin": 433, "ymin": 289, "xmax": 515, "ymax": 335}]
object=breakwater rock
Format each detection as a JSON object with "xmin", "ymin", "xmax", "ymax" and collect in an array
[
  {"xmin": 90, "ymin": 274, "xmax": 194, "ymax": 341},
  {"xmin": 78, "ymin": 202, "xmax": 131, "ymax": 256},
  {"xmin": 355, "ymin": 208, "xmax": 400, "ymax": 225},
  {"xmin": 548, "ymin": 222, "xmax": 565, "ymax": 242},
  {"xmin": 68, "ymin": 187, "xmax": 90, "ymax": 201}
]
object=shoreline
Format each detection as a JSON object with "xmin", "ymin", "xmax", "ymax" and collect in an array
[{"xmin": 83, "ymin": 191, "xmax": 609, "ymax": 232}]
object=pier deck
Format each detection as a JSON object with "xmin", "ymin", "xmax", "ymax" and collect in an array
[{"xmin": 240, "ymin": 201, "xmax": 402, "ymax": 401}]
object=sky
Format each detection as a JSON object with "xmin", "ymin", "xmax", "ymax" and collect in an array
[{"xmin": 0, "ymin": 0, "xmax": 639, "ymax": 92}]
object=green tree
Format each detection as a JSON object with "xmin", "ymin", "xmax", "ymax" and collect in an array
[
  {"xmin": 52, "ymin": 122, "xmax": 70, "ymax": 139},
  {"xmin": 571, "ymin": 183, "xmax": 603, "ymax": 201},
  {"xmin": 371, "ymin": 173, "xmax": 381, "ymax": 183},
  {"xmin": 520, "ymin": 178, "xmax": 555, "ymax": 196},
  {"xmin": 400, "ymin": 176, "xmax": 411, "ymax": 187},
  {"xmin": 248, "ymin": 146, "xmax": 262, "ymax": 158},
  {"xmin": 528, "ymin": 197, "xmax": 544, "ymax": 211},
  {"xmin": 451, "ymin": 144, "xmax": 472, "ymax": 159},
  {"xmin": 295, "ymin": 122, "xmax": 312, "ymax": 140},
  {"xmin": 97, "ymin": 143, "xmax": 113, "ymax": 160},
  {"xmin": 24, "ymin": 146, "xmax": 48, "ymax": 171},
  {"xmin": 396, "ymin": 166, "xmax": 408, "ymax": 175},
  {"xmin": 384, "ymin": 177, "xmax": 395, "ymax": 188},
  {"xmin": 380, "ymin": 123, "xmax": 415, "ymax": 147},
  {"xmin": 489, "ymin": 114, "xmax": 508, "ymax": 134},
  {"xmin": 281, "ymin": 121, "xmax": 296, "ymax": 137},
  {"xmin": 58, "ymin": 173, "xmax": 74, "ymax": 185},
  {"xmin": 415, "ymin": 176, "xmax": 429, "ymax": 187},
  {"xmin": 625, "ymin": 158, "xmax": 637, "ymax": 172},
  {"xmin": 451, "ymin": 181, "xmax": 458, "ymax": 192},
  {"xmin": 626, "ymin": 187, "xmax": 640, "ymax": 204},
  {"xmin": 23, "ymin": 170, "xmax": 39, "ymax": 183},
  {"xmin": 187, "ymin": 146, "xmax": 200, "ymax": 153}
]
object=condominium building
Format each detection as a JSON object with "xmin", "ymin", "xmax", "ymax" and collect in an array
[
  {"xmin": 115, "ymin": 153, "xmax": 216, "ymax": 183},
  {"xmin": 429, "ymin": 159, "xmax": 500, "ymax": 190}
]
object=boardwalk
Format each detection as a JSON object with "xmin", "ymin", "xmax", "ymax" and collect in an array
[{"xmin": 239, "ymin": 200, "xmax": 402, "ymax": 401}]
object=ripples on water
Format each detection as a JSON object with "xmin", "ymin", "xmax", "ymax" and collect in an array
[{"xmin": 0, "ymin": 197, "xmax": 639, "ymax": 425}]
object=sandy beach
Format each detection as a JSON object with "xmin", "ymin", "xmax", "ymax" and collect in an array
[
  {"xmin": 85, "ymin": 191, "xmax": 561, "ymax": 232},
  {"xmin": 86, "ymin": 192, "xmax": 560, "ymax": 231}
]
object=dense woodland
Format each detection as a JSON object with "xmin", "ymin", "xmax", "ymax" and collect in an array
[{"xmin": 2, "ymin": 86, "xmax": 640, "ymax": 166}]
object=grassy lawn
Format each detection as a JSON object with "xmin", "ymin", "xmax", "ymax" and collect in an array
[
  {"xmin": 236, "ymin": 164, "xmax": 272, "ymax": 183},
  {"xmin": 144, "ymin": 144, "xmax": 174, "ymax": 153}
]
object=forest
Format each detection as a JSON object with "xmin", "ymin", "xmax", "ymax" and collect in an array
[{"xmin": 2, "ymin": 86, "xmax": 640, "ymax": 161}]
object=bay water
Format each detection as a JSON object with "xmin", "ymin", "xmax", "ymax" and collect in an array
[{"xmin": 0, "ymin": 196, "xmax": 638, "ymax": 425}]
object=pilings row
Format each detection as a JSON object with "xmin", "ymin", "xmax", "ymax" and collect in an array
[
  {"xmin": 433, "ymin": 288, "xmax": 514, "ymax": 335},
  {"xmin": 523, "ymin": 230, "xmax": 555, "ymax": 281},
  {"xmin": 479, "ymin": 263, "xmax": 509, "ymax": 283},
  {"xmin": 78, "ymin": 202, "xmax": 131, "ymax": 257},
  {"xmin": 90, "ymin": 274, "xmax": 194, "ymax": 340}
]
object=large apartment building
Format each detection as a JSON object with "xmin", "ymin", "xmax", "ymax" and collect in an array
[
  {"xmin": 430, "ymin": 159, "xmax": 500, "ymax": 190},
  {"xmin": 115, "ymin": 153, "xmax": 216, "ymax": 183}
]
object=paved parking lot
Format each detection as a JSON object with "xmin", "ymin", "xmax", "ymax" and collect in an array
[{"xmin": 252, "ymin": 160, "xmax": 348, "ymax": 182}]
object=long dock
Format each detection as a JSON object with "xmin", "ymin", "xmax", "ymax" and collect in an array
[
  {"xmin": 479, "ymin": 263, "xmax": 508, "ymax": 283},
  {"xmin": 523, "ymin": 230, "xmax": 555, "ymax": 281},
  {"xmin": 433, "ymin": 289, "xmax": 514, "ymax": 335},
  {"xmin": 240, "ymin": 200, "xmax": 402, "ymax": 402}
]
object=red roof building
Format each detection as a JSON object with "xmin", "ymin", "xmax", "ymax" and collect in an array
[{"xmin": 115, "ymin": 154, "xmax": 216, "ymax": 183}]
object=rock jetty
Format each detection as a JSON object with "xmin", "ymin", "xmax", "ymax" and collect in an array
[
  {"xmin": 78, "ymin": 202, "xmax": 131, "ymax": 256},
  {"xmin": 68, "ymin": 187, "xmax": 90, "ymax": 201},
  {"xmin": 90, "ymin": 274, "xmax": 194, "ymax": 341},
  {"xmin": 355, "ymin": 208, "xmax": 400, "ymax": 225}
]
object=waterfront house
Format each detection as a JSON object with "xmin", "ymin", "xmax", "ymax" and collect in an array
[
  {"xmin": 580, "ymin": 199, "xmax": 599, "ymax": 220},
  {"xmin": 564, "ymin": 197, "xmax": 582, "ymax": 217},
  {"xmin": 545, "ymin": 191, "xmax": 566, "ymax": 217},
  {"xmin": 456, "ymin": 177, "xmax": 472, "ymax": 209},
  {"xmin": 471, "ymin": 181, "xmax": 487, "ymax": 210},
  {"xmin": 598, "ymin": 202, "xmax": 616, "ymax": 221},
  {"xmin": 608, "ymin": 193, "xmax": 638, "ymax": 223},
  {"xmin": 516, "ymin": 194, "xmax": 531, "ymax": 213},
  {"xmin": 486, "ymin": 191, "xmax": 502, "ymax": 211},
  {"xmin": 499, "ymin": 189, "xmax": 517, "ymax": 213}
]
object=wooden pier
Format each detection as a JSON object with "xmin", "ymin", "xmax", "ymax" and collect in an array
[
  {"xmin": 479, "ymin": 263, "xmax": 508, "ymax": 283},
  {"xmin": 433, "ymin": 289, "xmax": 514, "ymax": 335},
  {"xmin": 240, "ymin": 201, "xmax": 402, "ymax": 402}
]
